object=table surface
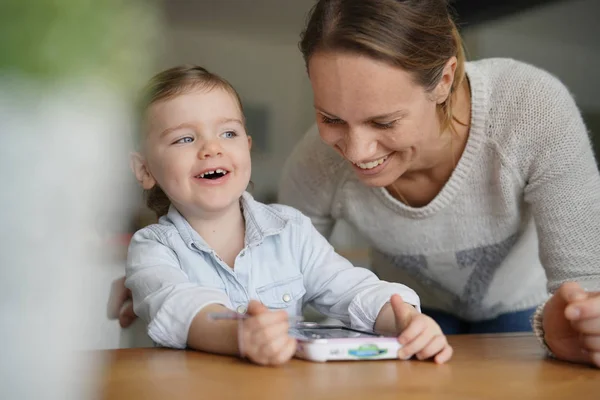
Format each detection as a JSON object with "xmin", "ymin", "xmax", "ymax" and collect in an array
[{"xmin": 100, "ymin": 333, "xmax": 599, "ymax": 400}]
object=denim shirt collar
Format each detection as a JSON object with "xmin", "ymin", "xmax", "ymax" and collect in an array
[{"xmin": 164, "ymin": 192, "xmax": 289, "ymax": 253}]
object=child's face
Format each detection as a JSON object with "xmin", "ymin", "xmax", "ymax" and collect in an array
[{"xmin": 135, "ymin": 88, "xmax": 252, "ymax": 216}]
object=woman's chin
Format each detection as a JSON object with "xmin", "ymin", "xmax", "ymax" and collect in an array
[{"xmin": 354, "ymin": 165, "xmax": 408, "ymax": 188}]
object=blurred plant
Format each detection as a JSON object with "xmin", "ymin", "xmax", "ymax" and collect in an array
[{"xmin": 0, "ymin": 0, "xmax": 161, "ymax": 95}]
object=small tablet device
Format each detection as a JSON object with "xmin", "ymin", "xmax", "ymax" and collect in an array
[{"xmin": 289, "ymin": 323, "xmax": 401, "ymax": 362}]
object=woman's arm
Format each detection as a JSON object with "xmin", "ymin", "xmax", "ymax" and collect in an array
[{"xmin": 521, "ymin": 73, "xmax": 600, "ymax": 367}]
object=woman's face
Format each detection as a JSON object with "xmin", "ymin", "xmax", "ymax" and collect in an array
[{"xmin": 308, "ymin": 51, "xmax": 449, "ymax": 188}]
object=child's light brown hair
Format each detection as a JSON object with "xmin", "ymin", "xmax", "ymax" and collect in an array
[{"xmin": 139, "ymin": 65, "xmax": 244, "ymax": 218}]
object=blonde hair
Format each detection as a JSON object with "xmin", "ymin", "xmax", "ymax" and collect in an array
[
  {"xmin": 300, "ymin": 0, "xmax": 467, "ymax": 134},
  {"xmin": 138, "ymin": 65, "xmax": 244, "ymax": 217}
]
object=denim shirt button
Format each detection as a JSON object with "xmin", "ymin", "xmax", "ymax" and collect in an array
[
  {"xmin": 236, "ymin": 305, "xmax": 247, "ymax": 314},
  {"xmin": 282, "ymin": 294, "xmax": 291, "ymax": 303}
]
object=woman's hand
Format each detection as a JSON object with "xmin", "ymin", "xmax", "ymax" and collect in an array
[
  {"xmin": 391, "ymin": 294, "xmax": 453, "ymax": 364},
  {"xmin": 543, "ymin": 282, "xmax": 600, "ymax": 367},
  {"xmin": 107, "ymin": 276, "xmax": 137, "ymax": 328},
  {"xmin": 237, "ymin": 300, "xmax": 297, "ymax": 366}
]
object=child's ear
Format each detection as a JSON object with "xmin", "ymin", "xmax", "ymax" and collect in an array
[
  {"xmin": 247, "ymin": 135, "xmax": 252, "ymax": 150},
  {"xmin": 130, "ymin": 152, "xmax": 156, "ymax": 190}
]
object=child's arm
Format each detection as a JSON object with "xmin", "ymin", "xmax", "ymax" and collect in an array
[
  {"xmin": 288, "ymin": 210, "xmax": 451, "ymax": 362},
  {"xmin": 127, "ymin": 227, "xmax": 296, "ymax": 365},
  {"xmin": 126, "ymin": 227, "xmax": 235, "ymax": 349},
  {"xmin": 290, "ymin": 212, "xmax": 419, "ymax": 328},
  {"xmin": 374, "ymin": 295, "xmax": 453, "ymax": 364},
  {"xmin": 186, "ymin": 301, "xmax": 297, "ymax": 366}
]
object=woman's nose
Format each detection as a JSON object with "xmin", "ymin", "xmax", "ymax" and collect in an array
[{"xmin": 343, "ymin": 130, "xmax": 377, "ymax": 163}]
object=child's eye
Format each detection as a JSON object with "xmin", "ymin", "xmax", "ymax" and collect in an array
[
  {"xmin": 173, "ymin": 136, "xmax": 194, "ymax": 144},
  {"xmin": 321, "ymin": 115, "xmax": 344, "ymax": 125},
  {"xmin": 221, "ymin": 131, "xmax": 237, "ymax": 139}
]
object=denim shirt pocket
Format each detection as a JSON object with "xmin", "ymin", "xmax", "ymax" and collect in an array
[{"xmin": 256, "ymin": 274, "xmax": 306, "ymax": 309}]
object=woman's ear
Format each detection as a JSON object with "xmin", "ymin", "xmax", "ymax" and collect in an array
[
  {"xmin": 130, "ymin": 152, "xmax": 156, "ymax": 190},
  {"xmin": 434, "ymin": 56, "xmax": 458, "ymax": 104}
]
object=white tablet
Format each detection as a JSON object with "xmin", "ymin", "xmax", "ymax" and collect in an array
[{"xmin": 289, "ymin": 323, "xmax": 401, "ymax": 362}]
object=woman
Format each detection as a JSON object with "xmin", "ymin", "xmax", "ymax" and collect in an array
[{"xmin": 277, "ymin": 0, "xmax": 600, "ymax": 367}]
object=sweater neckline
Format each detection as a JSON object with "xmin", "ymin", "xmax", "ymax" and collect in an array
[{"xmin": 373, "ymin": 62, "xmax": 489, "ymax": 219}]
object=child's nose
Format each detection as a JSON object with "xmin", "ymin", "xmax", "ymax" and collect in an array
[{"xmin": 198, "ymin": 140, "xmax": 223, "ymax": 159}]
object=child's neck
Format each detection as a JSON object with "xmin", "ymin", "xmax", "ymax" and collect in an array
[{"xmin": 186, "ymin": 201, "xmax": 246, "ymax": 268}]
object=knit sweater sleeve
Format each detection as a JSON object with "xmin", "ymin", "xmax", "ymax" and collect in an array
[
  {"xmin": 512, "ymin": 67, "xmax": 600, "ymax": 356},
  {"xmin": 513, "ymin": 69, "xmax": 600, "ymax": 293},
  {"xmin": 278, "ymin": 124, "xmax": 345, "ymax": 239}
]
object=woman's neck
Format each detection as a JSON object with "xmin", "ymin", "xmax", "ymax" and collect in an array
[
  {"xmin": 388, "ymin": 78, "xmax": 472, "ymax": 207},
  {"xmin": 408, "ymin": 77, "xmax": 471, "ymax": 182}
]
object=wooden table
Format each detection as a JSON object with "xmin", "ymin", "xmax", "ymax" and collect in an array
[{"xmin": 101, "ymin": 333, "xmax": 599, "ymax": 400}]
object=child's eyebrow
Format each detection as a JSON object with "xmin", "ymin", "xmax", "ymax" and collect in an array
[
  {"xmin": 159, "ymin": 118, "xmax": 243, "ymax": 137},
  {"xmin": 160, "ymin": 122, "xmax": 196, "ymax": 138},
  {"xmin": 216, "ymin": 117, "xmax": 243, "ymax": 125}
]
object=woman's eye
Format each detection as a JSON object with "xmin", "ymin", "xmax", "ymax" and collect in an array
[
  {"xmin": 173, "ymin": 136, "xmax": 194, "ymax": 144},
  {"xmin": 221, "ymin": 131, "xmax": 237, "ymax": 139},
  {"xmin": 372, "ymin": 121, "xmax": 396, "ymax": 129},
  {"xmin": 321, "ymin": 115, "xmax": 344, "ymax": 125}
]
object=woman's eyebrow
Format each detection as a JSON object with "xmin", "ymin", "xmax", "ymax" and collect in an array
[{"xmin": 314, "ymin": 105, "xmax": 408, "ymax": 121}]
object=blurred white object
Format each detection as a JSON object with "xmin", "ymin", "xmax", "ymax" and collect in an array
[{"xmin": 0, "ymin": 80, "xmax": 138, "ymax": 399}]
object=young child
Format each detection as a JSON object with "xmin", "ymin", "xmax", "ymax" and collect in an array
[{"xmin": 126, "ymin": 65, "xmax": 453, "ymax": 366}]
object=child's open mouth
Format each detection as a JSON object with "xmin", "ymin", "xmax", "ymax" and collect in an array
[{"xmin": 196, "ymin": 169, "xmax": 229, "ymax": 180}]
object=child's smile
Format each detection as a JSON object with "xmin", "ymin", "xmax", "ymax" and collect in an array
[
  {"xmin": 194, "ymin": 167, "xmax": 231, "ymax": 185},
  {"xmin": 138, "ymin": 88, "xmax": 253, "ymax": 218}
]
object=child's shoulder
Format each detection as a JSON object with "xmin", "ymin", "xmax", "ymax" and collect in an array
[
  {"xmin": 129, "ymin": 217, "xmax": 181, "ymax": 247},
  {"xmin": 243, "ymin": 192, "xmax": 310, "ymax": 228}
]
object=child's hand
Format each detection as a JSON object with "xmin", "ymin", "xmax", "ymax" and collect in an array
[
  {"xmin": 391, "ymin": 294, "xmax": 453, "ymax": 364},
  {"xmin": 237, "ymin": 300, "xmax": 297, "ymax": 366}
]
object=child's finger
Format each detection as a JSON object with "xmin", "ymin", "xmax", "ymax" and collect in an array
[
  {"xmin": 397, "ymin": 329, "xmax": 434, "ymax": 360},
  {"xmin": 415, "ymin": 334, "xmax": 448, "ymax": 361},
  {"xmin": 245, "ymin": 309, "xmax": 289, "ymax": 330},
  {"xmin": 248, "ymin": 319, "xmax": 290, "ymax": 345},
  {"xmin": 269, "ymin": 337, "xmax": 297, "ymax": 366},
  {"xmin": 258, "ymin": 333, "xmax": 290, "ymax": 360},
  {"xmin": 397, "ymin": 315, "xmax": 426, "ymax": 346},
  {"xmin": 434, "ymin": 345, "xmax": 453, "ymax": 364},
  {"xmin": 246, "ymin": 300, "xmax": 270, "ymax": 316},
  {"xmin": 390, "ymin": 294, "xmax": 411, "ymax": 331}
]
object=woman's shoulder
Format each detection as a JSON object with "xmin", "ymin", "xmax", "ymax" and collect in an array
[
  {"xmin": 467, "ymin": 58, "xmax": 588, "ymax": 176},
  {"xmin": 467, "ymin": 58, "xmax": 573, "ymax": 109}
]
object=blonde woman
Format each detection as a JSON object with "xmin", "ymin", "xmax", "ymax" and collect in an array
[{"xmin": 278, "ymin": 0, "xmax": 600, "ymax": 367}]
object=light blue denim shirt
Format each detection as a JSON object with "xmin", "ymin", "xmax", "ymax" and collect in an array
[{"xmin": 126, "ymin": 192, "xmax": 420, "ymax": 349}]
